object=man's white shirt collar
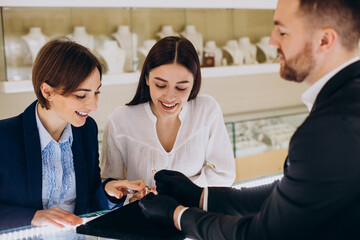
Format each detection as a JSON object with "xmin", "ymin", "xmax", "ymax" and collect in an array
[{"xmin": 301, "ymin": 57, "xmax": 360, "ymax": 111}]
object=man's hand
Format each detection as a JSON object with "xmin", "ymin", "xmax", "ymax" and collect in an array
[
  {"xmin": 31, "ymin": 207, "xmax": 83, "ymax": 228},
  {"xmin": 155, "ymin": 170, "xmax": 203, "ymax": 207},
  {"xmin": 139, "ymin": 193, "xmax": 179, "ymax": 226}
]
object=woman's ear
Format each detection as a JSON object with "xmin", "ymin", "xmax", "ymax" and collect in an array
[
  {"xmin": 145, "ymin": 76, "xmax": 149, "ymax": 86},
  {"xmin": 40, "ymin": 82, "xmax": 54, "ymax": 101}
]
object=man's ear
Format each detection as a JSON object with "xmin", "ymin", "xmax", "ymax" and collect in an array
[
  {"xmin": 40, "ymin": 82, "xmax": 54, "ymax": 101},
  {"xmin": 316, "ymin": 28, "xmax": 337, "ymax": 54}
]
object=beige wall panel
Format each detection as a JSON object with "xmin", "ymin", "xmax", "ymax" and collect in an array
[
  {"xmin": 185, "ymin": 9, "xmax": 232, "ymax": 46},
  {"xmin": 3, "ymin": 8, "xmax": 72, "ymax": 36},
  {"xmin": 132, "ymin": 8, "xmax": 186, "ymax": 44},
  {"xmin": 69, "ymin": 8, "xmax": 131, "ymax": 36},
  {"xmin": 233, "ymin": 9, "xmax": 274, "ymax": 42},
  {"xmin": 201, "ymin": 73, "xmax": 307, "ymax": 115}
]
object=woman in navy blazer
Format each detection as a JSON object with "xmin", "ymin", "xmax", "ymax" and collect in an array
[{"xmin": 0, "ymin": 38, "xmax": 145, "ymax": 231}]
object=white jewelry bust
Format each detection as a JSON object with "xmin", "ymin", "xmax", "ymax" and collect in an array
[
  {"xmin": 137, "ymin": 39, "xmax": 156, "ymax": 58},
  {"xmin": 238, "ymin": 37, "xmax": 258, "ymax": 65},
  {"xmin": 256, "ymin": 36, "xmax": 278, "ymax": 63},
  {"xmin": 222, "ymin": 40, "xmax": 244, "ymax": 65},
  {"xmin": 97, "ymin": 40, "xmax": 126, "ymax": 74},
  {"xmin": 21, "ymin": 27, "xmax": 49, "ymax": 63},
  {"xmin": 180, "ymin": 25, "xmax": 203, "ymax": 64},
  {"xmin": 68, "ymin": 26, "xmax": 94, "ymax": 51},
  {"xmin": 137, "ymin": 39, "xmax": 157, "ymax": 71},
  {"xmin": 112, "ymin": 25, "xmax": 138, "ymax": 72},
  {"xmin": 204, "ymin": 41, "xmax": 223, "ymax": 67},
  {"xmin": 156, "ymin": 25, "xmax": 179, "ymax": 39}
]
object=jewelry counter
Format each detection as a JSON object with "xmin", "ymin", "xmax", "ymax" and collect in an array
[{"xmin": 0, "ymin": 172, "xmax": 282, "ymax": 240}]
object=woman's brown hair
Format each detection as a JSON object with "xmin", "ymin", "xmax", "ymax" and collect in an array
[
  {"xmin": 127, "ymin": 36, "xmax": 201, "ymax": 105},
  {"xmin": 32, "ymin": 37, "xmax": 102, "ymax": 109}
]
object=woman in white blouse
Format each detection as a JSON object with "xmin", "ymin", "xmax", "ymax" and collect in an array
[{"xmin": 100, "ymin": 36, "xmax": 235, "ymax": 199}]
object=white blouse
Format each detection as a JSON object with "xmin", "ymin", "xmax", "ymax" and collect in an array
[{"xmin": 100, "ymin": 94, "xmax": 235, "ymax": 188}]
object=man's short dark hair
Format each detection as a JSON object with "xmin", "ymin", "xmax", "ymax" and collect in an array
[{"xmin": 298, "ymin": 0, "xmax": 360, "ymax": 51}]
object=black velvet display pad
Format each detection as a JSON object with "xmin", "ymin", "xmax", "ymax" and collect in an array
[{"xmin": 76, "ymin": 201, "xmax": 185, "ymax": 240}]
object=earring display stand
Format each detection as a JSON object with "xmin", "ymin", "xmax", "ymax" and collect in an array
[
  {"xmin": 97, "ymin": 40, "xmax": 126, "ymax": 74},
  {"xmin": 21, "ymin": 27, "xmax": 49, "ymax": 63},
  {"xmin": 68, "ymin": 26, "xmax": 95, "ymax": 51},
  {"xmin": 222, "ymin": 40, "xmax": 244, "ymax": 65},
  {"xmin": 238, "ymin": 37, "xmax": 258, "ymax": 65},
  {"xmin": 112, "ymin": 25, "xmax": 138, "ymax": 72}
]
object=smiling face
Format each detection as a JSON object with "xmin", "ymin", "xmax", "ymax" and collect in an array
[
  {"xmin": 146, "ymin": 63, "xmax": 194, "ymax": 119},
  {"xmin": 44, "ymin": 68, "xmax": 101, "ymax": 128},
  {"xmin": 269, "ymin": 0, "xmax": 316, "ymax": 83}
]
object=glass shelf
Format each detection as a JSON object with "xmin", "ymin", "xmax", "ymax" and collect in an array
[
  {"xmin": 226, "ymin": 111, "xmax": 308, "ymax": 158},
  {"xmin": 0, "ymin": 6, "xmax": 277, "ymax": 92},
  {"xmin": 0, "ymin": 63, "xmax": 279, "ymax": 93}
]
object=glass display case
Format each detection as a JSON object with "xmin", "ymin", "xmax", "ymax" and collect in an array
[
  {"xmin": 226, "ymin": 110, "xmax": 308, "ymax": 182},
  {"xmin": 0, "ymin": 1, "xmax": 279, "ymax": 93}
]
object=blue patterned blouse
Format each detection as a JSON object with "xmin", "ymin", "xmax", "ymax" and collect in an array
[{"xmin": 35, "ymin": 104, "xmax": 76, "ymax": 213}]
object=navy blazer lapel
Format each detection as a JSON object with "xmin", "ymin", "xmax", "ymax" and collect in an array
[
  {"xmin": 72, "ymin": 126, "xmax": 88, "ymax": 214},
  {"xmin": 313, "ymin": 61, "xmax": 360, "ymax": 111},
  {"xmin": 23, "ymin": 101, "xmax": 43, "ymax": 209}
]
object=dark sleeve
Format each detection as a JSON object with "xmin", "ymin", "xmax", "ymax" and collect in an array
[
  {"xmin": 207, "ymin": 182, "xmax": 277, "ymax": 216},
  {"xmin": 0, "ymin": 204, "xmax": 37, "ymax": 231},
  {"xmin": 181, "ymin": 116, "xmax": 360, "ymax": 240}
]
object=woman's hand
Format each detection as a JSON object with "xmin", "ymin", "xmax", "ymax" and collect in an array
[
  {"xmin": 31, "ymin": 207, "xmax": 83, "ymax": 228},
  {"xmin": 104, "ymin": 179, "xmax": 146, "ymax": 199},
  {"xmin": 129, "ymin": 186, "xmax": 158, "ymax": 203}
]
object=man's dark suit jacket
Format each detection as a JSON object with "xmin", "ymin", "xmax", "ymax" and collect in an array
[
  {"xmin": 0, "ymin": 101, "xmax": 110, "ymax": 231},
  {"xmin": 181, "ymin": 61, "xmax": 360, "ymax": 240}
]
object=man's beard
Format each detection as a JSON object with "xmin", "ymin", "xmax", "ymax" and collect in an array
[{"xmin": 279, "ymin": 42, "xmax": 315, "ymax": 83}]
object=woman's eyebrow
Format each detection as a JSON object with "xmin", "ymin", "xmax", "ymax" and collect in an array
[
  {"xmin": 74, "ymin": 84, "xmax": 102, "ymax": 92},
  {"xmin": 154, "ymin": 77, "xmax": 190, "ymax": 84}
]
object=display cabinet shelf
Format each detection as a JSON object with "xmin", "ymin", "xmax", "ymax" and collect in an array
[
  {"xmin": 0, "ymin": 0, "xmax": 277, "ymax": 9},
  {"xmin": 0, "ymin": 63, "xmax": 280, "ymax": 93}
]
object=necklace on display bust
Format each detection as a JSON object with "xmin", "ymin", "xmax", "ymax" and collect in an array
[
  {"xmin": 256, "ymin": 36, "xmax": 278, "ymax": 63},
  {"xmin": 138, "ymin": 39, "xmax": 157, "ymax": 57},
  {"xmin": 21, "ymin": 27, "xmax": 49, "ymax": 63},
  {"xmin": 156, "ymin": 25, "xmax": 179, "ymax": 39},
  {"xmin": 112, "ymin": 25, "xmax": 138, "ymax": 72},
  {"xmin": 180, "ymin": 25, "xmax": 203, "ymax": 64},
  {"xmin": 97, "ymin": 40, "xmax": 126, "ymax": 74},
  {"xmin": 238, "ymin": 37, "xmax": 258, "ymax": 65},
  {"xmin": 68, "ymin": 26, "xmax": 94, "ymax": 51},
  {"xmin": 203, "ymin": 41, "xmax": 223, "ymax": 67},
  {"xmin": 222, "ymin": 40, "xmax": 244, "ymax": 65}
]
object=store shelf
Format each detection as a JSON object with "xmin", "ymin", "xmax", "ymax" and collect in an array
[
  {"xmin": 0, "ymin": 63, "xmax": 279, "ymax": 93},
  {"xmin": 201, "ymin": 63, "xmax": 279, "ymax": 78},
  {"xmin": 0, "ymin": 0, "xmax": 277, "ymax": 9}
]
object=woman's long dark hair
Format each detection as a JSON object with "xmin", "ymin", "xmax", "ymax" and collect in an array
[{"xmin": 127, "ymin": 36, "xmax": 201, "ymax": 105}]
